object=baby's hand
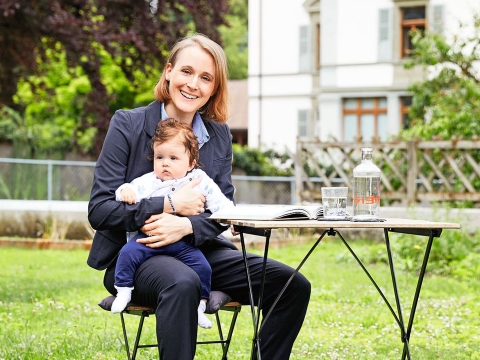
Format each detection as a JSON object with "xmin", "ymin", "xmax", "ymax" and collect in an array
[{"xmin": 121, "ymin": 188, "xmax": 137, "ymax": 204}]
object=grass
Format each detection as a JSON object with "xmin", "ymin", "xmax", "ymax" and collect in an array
[{"xmin": 0, "ymin": 235, "xmax": 479, "ymax": 359}]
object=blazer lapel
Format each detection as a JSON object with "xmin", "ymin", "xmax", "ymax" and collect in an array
[
  {"xmin": 144, "ymin": 101, "xmax": 162, "ymax": 137},
  {"xmin": 199, "ymin": 120, "xmax": 217, "ymax": 173}
]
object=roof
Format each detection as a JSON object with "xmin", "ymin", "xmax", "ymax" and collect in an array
[{"xmin": 227, "ymin": 80, "xmax": 248, "ymax": 130}]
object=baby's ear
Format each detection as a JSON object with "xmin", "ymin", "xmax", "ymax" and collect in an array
[{"xmin": 189, "ymin": 159, "xmax": 197, "ymax": 170}]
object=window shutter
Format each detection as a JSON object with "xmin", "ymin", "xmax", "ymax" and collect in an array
[
  {"xmin": 429, "ymin": 5, "xmax": 444, "ymax": 35},
  {"xmin": 298, "ymin": 109, "xmax": 310, "ymax": 138},
  {"xmin": 299, "ymin": 26, "xmax": 311, "ymax": 72},
  {"xmin": 378, "ymin": 8, "xmax": 392, "ymax": 62}
]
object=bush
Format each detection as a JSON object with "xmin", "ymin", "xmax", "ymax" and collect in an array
[
  {"xmin": 232, "ymin": 144, "xmax": 294, "ymax": 176},
  {"xmin": 336, "ymin": 211, "xmax": 480, "ymax": 280}
]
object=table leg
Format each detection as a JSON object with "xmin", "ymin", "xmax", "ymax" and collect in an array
[
  {"xmin": 337, "ymin": 227, "xmax": 438, "ymax": 360},
  {"xmin": 336, "ymin": 229, "xmax": 416, "ymax": 359},
  {"xmin": 239, "ymin": 228, "xmax": 329, "ymax": 359},
  {"xmin": 259, "ymin": 229, "xmax": 331, "ymax": 332},
  {"xmin": 384, "ymin": 229, "xmax": 411, "ymax": 360},
  {"xmin": 239, "ymin": 228, "xmax": 271, "ymax": 360},
  {"xmin": 400, "ymin": 230, "xmax": 435, "ymax": 360},
  {"xmin": 235, "ymin": 223, "xmax": 444, "ymax": 359}
]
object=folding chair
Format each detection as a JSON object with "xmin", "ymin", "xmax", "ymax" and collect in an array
[{"xmin": 99, "ymin": 291, "xmax": 242, "ymax": 360}]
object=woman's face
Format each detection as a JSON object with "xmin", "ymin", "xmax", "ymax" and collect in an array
[{"xmin": 164, "ymin": 45, "xmax": 216, "ymax": 122}]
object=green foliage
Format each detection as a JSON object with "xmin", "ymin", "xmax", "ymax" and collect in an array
[
  {"xmin": 11, "ymin": 43, "xmax": 157, "ymax": 155},
  {"xmin": 0, "ymin": 0, "xmax": 230, "ymax": 156},
  {"xmin": 220, "ymin": 0, "xmax": 248, "ymax": 79},
  {"xmin": 0, "ymin": 106, "xmax": 31, "ymax": 144},
  {"xmin": 13, "ymin": 44, "xmax": 94, "ymax": 154},
  {"xmin": 232, "ymin": 144, "xmax": 294, "ymax": 176},
  {"xmin": 1, "ymin": 0, "xmax": 248, "ymax": 157},
  {"xmin": 402, "ymin": 14, "xmax": 480, "ymax": 140},
  {"xmin": 391, "ymin": 226, "xmax": 479, "ymax": 276},
  {"xmin": 337, "ymin": 209, "xmax": 480, "ymax": 279}
]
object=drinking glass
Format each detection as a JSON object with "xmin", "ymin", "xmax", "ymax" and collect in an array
[{"xmin": 321, "ymin": 187, "xmax": 348, "ymax": 219}]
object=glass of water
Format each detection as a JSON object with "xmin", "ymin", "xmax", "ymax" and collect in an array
[{"xmin": 321, "ymin": 187, "xmax": 348, "ymax": 219}]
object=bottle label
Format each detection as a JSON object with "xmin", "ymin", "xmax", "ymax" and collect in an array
[{"xmin": 352, "ymin": 195, "xmax": 380, "ymax": 205}]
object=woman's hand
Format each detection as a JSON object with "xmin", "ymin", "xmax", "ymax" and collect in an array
[
  {"xmin": 166, "ymin": 178, "xmax": 206, "ymax": 216},
  {"xmin": 230, "ymin": 225, "xmax": 239, "ymax": 236},
  {"xmin": 138, "ymin": 213, "xmax": 193, "ymax": 248}
]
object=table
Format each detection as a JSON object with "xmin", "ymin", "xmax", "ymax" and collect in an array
[{"xmin": 215, "ymin": 218, "xmax": 460, "ymax": 360}]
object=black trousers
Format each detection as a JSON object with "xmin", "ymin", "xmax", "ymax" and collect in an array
[{"xmin": 104, "ymin": 244, "xmax": 311, "ymax": 360}]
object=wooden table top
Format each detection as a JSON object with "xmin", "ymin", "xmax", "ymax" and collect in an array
[{"xmin": 214, "ymin": 218, "xmax": 461, "ymax": 230}]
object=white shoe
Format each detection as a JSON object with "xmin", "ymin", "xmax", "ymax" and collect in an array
[
  {"xmin": 198, "ymin": 301, "xmax": 212, "ymax": 329},
  {"xmin": 111, "ymin": 286, "xmax": 134, "ymax": 314}
]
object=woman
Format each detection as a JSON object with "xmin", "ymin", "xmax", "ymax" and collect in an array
[{"xmin": 87, "ymin": 33, "xmax": 311, "ymax": 360}]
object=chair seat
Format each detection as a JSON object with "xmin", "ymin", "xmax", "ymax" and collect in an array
[
  {"xmin": 99, "ymin": 291, "xmax": 242, "ymax": 360},
  {"xmin": 98, "ymin": 290, "xmax": 235, "ymax": 314},
  {"xmin": 124, "ymin": 301, "xmax": 242, "ymax": 313}
]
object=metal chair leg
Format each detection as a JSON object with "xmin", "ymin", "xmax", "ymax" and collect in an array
[{"xmin": 120, "ymin": 302, "xmax": 241, "ymax": 359}]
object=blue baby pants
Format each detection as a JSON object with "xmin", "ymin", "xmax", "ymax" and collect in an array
[{"xmin": 115, "ymin": 233, "xmax": 212, "ymax": 300}]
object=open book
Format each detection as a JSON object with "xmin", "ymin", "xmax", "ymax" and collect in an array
[{"xmin": 209, "ymin": 204, "xmax": 324, "ymax": 221}]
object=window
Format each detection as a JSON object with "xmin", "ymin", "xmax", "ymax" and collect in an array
[
  {"xmin": 231, "ymin": 129, "xmax": 248, "ymax": 146},
  {"xmin": 298, "ymin": 110, "xmax": 310, "ymax": 138},
  {"xmin": 401, "ymin": 6, "xmax": 426, "ymax": 57},
  {"xmin": 400, "ymin": 96, "xmax": 412, "ymax": 129},
  {"xmin": 343, "ymin": 98, "xmax": 388, "ymax": 142},
  {"xmin": 299, "ymin": 26, "xmax": 310, "ymax": 72},
  {"xmin": 378, "ymin": 8, "xmax": 392, "ymax": 61}
]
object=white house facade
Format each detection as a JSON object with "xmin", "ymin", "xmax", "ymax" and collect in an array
[{"xmin": 247, "ymin": 0, "xmax": 480, "ymax": 153}]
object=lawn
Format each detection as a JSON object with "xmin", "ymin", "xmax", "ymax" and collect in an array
[{"xmin": 0, "ymin": 235, "xmax": 479, "ymax": 359}]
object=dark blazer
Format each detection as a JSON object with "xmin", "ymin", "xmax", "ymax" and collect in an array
[{"xmin": 87, "ymin": 100, "xmax": 237, "ymax": 270}]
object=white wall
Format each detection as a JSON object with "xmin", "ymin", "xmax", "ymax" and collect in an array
[
  {"xmin": 337, "ymin": 64, "xmax": 394, "ymax": 88},
  {"xmin": 248, "ymin": 0, "xmax": 311, "ymax": 75},
  {"xmin": 248, "ymin": 0, "xmax": 314, "ymax": 151},
  {"xmin": 248, "ymin": 0, "xmax": 480, "ymax": 149},
  {"xmin": 336, "ymin": 0, "xmax": 390, "ymax": 65},
  {"xmin": 318, "ymin": 93, "xmax": 342, "ymax": 141}
]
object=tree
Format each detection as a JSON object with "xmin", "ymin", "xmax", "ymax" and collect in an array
[
  {"xmin": 402, "ymin": 14, "xmax": 480, "ymax": 140},
  {"xmin": 219, "ymin": 0, "xmax": 248, "ymax": 79},
  {"xmin": 0, "ymin": 0, "xmax": 229, "ymax": 155}
]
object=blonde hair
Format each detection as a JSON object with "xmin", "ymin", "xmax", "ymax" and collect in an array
[{"xmin": 154, "ymin": 33, "xmax": 230, "ymax": 123}]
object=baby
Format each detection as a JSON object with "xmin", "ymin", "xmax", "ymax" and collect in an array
[{"xmin": 112, "ymin": 118, "xmax": 235, "ymax": 329}]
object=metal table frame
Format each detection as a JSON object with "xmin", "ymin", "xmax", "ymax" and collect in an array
[{"xmin": 217, "ymin": 218, "xmax": 460, "ymax": 360}]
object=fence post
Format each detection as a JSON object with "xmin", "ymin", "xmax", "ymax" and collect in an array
[
  {"xmin": 47, "ymin": 161, "xmax": 53, "ymax": 201},
  {"xmin": 290, "ymin": 177, "xmax": 296, "ymax": 205},
  {"xmin": 294, "ymin": 141, "xmax": 303, "ymax": 204},
  {"xmin": 407, "ymin": 141, "xmax": 417, "ymax": 205}
]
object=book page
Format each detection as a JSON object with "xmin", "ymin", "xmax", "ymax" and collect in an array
[{"xmin": 209, "ymin": 204, "xmax": 323, "ymax": 221}]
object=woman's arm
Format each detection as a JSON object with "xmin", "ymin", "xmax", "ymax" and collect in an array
[{"xmin": 88, "ymin": 110, "xmax": 166, "ymax": 232}]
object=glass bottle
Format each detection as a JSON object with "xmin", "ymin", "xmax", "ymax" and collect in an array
[{"xmin": 352, "ymin": 147, "xmax": 381, "ymax": 219}]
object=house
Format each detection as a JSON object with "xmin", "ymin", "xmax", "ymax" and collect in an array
[
  {"xmin": 247, "ymin": 0, "xmax": 480, "ymax": 153},
  {"xmin": 227, "ymin": 80, "xmax": 248, "ymax": 146}
]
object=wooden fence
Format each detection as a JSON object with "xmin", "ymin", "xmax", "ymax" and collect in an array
[{"xmin": 295, "ymin": 139, "xmax": 480, "ymax": 206}]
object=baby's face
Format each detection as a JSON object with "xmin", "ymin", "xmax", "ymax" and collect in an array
[{"xmin": 153, "ymin": 138, "xmax": 194, "ymax": 181}]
